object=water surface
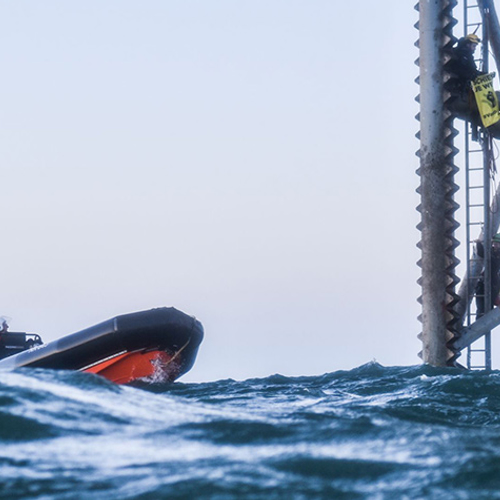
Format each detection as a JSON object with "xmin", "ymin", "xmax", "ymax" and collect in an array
[{"xmin": 1, "ymin": 363, "xmax": 499, "ymax": 499}]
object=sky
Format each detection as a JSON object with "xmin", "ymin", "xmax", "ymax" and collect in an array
[{"xmin": 0, "ymin": 0, "xmax": 481, "ymax": 382}]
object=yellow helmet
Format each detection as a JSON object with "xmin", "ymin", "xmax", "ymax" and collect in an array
[{"xmin": 466, "ymin": 33, "xmax": 481, "ymax": 44}]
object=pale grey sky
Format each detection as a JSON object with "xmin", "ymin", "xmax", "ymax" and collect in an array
[{"xmin": 0, "ymin": 1, "xmax": 471, "ymax": 381}]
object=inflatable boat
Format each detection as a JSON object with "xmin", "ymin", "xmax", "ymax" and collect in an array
[{"xmin": 0, "ymin": 307, "xmax": 203, "ymax": 384}]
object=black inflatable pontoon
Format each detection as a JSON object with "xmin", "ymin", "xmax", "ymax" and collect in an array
[{"xmin": 0, "ymin": 307, "xmax": 203, "ymax": 384}]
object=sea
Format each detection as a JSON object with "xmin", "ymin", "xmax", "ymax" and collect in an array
[{"xmin": 1, "ymin": 362, "xmax": 500, "ymax": 500}]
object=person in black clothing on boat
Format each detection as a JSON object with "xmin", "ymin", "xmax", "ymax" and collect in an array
[
  {"xmin": 475, "ymin": 234, "xmax": 500, "ymax": 318},
  {"xmin": 0, "ymin": 318, "xmax": 8, "ymax": 355}
]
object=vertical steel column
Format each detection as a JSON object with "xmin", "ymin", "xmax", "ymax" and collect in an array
[
  {"xmin": 463, "ymin": 0, "xmax": 474, "ymax": 372},
  {"xmin": 483, "ymin": 133, "xmax": 493, "ymax": 369},
  {"xmin": 418, "ymin": 0, "xmax": 450, "ymax": 365},
  {"xmin": 481, "ymin": 7, "xmax": 492, "ymax": 370},
  {"xmin": 479, "ymin": 0, "xmax": 500, "ymax": 66},
  {"xmin": 417, "ymin": 0, "xmax": 460, "ymax": 366}
]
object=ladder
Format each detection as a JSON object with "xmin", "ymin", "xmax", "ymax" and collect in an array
[{"xmin": 463, "ymin": 0, "xmax": 492, "ymax": 370}]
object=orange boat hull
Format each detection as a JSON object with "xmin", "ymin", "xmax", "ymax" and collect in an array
[{"xmin": 84, "ymin": 350, "xmax": 179, "ymax": 384}]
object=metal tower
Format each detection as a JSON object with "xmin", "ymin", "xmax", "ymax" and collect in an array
[
  {"xmin": 416, "ymin": 0, "xmax": 461, "ymax": 367},
  {"xmin": 417, "ymin": 0, "xmax": 500, "ymax": 368}
]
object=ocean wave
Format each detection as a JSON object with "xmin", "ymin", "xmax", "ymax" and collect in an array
[{"xmin": 1, "ymin": 364, "xmax": 500, "ymax": 499}]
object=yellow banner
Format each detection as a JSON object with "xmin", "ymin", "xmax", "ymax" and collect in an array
[{"xmin": 472, "ymin": 73, "xmax": 500, "ymax": 128}]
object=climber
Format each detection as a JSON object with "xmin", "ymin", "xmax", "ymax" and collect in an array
[{"xmin": 475, "ymin": 234, "xmax": 500, "ymax": 318}]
